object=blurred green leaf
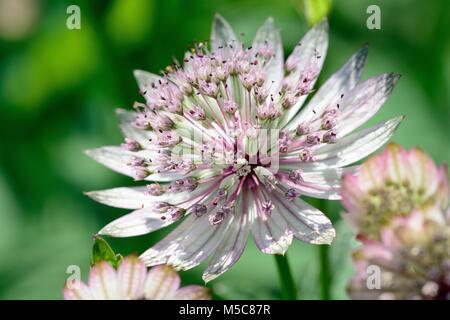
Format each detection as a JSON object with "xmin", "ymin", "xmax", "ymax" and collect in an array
[
  {"xmin": 296, "ymin": 0, "xmax": 332, "ymax": 25},
  {"xmin": 329, "ymin": 220, "xmax": 358, "ymax": 299},
  {"xmin": 91, "ymin": 236, "xmax": 123, "ymax": 268},
  {"xmin": 105, "ymin": 0, "xmax": 155, "ymax": 47},
  {"xmin": 0, "ymin": 171, "xmax": 21, "ymax": 261}
]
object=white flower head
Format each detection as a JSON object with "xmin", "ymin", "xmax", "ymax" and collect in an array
[{"xmin": 86, "ymin": 15, "xmax": 402, "ymax": 281}]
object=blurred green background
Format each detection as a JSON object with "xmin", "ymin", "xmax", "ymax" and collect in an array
[{"xmin": 0, "ymin": 0, "xmax": 449, "ymax": 299}]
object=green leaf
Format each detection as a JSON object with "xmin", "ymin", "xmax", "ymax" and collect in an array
[
  {"xmin": 91, "ymin": 235, "xmax": 123, "ymax": 268},
  {"xmin": 297, "ymin": 0, "xmax": 333, "ymax": 26}
]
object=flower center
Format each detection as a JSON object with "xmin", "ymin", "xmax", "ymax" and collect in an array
[{"xmin": 361, "ymin": 180, "xmax": 437, "ymax": 238}]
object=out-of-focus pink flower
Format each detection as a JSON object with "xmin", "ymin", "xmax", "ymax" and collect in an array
[
  {"xmin": 342, "ymin": 143, "xmax": 449, "ymax": 238},
  {"xmin": 63, "ymin": 256, "xmax": 210, "ymax": 300},
  {"xmin": 348, "ymin": 207, "xmax": 450, "ymax": 300}
]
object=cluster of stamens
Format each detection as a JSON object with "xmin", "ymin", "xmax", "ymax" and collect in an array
[{"xmin": 120, "ymin": 38, "xmax": 342, "ymax": 225}]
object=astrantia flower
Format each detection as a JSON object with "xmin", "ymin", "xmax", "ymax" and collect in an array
[
  {"xmin": 86, "ymin": 15, "xmax": 403, "ymax": 281},
  {"xmin": 342, "ymin": 143, "xmax": 449, "ymax": 238},
  {"xmin": 63, "ymin": 256, "xmax": 210, "ymax": 300},
  {"xmin": 348, "ymin": 207, "xmax": 450, "ymax": 300}
]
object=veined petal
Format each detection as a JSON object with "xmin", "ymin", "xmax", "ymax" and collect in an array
[
  {"xmin": 98, "ymin": 207, "xmax": 176, "ymax": 237},
  {"xmin": 252, "ymin": 17, "xmax": 284, "ymax": 95},
  {"xmin": 117, "ymin": 255, "xmax": 147, "ymax": 299},
  {"xmin": 86, "ymin": 187, "xmax": 151, "ymax": 210},
  {"xmin": 251, "ymin": 189, "xmax": 293, "ymax": 255},
  {"xmin": 86, "ymin": 179, "xmax": 216, "ymax": 210},
  {"xmin": 141, "ymin": 212, "xmax": 233, "ymax": 271},
  {"xmin": 203, "ymin": 190, "xmax": 252, "ymax": 282},
  {"xmin": 173, "ymin": 286, "xmax": 211, "ymax": 300},
  {"xmin": 140, "ymin": 214, "xmax": 198, "ymax": 266},
  {"xmin": 88, "ymin": 261, "xmax": 119, "ymax": 300},
  {"xmin": 85, "ymin": 146, "xmax": 181, "ymax": 182},
  {"xmin": 336, "ymin": 73, "xmax": 401, "ymax": 136},
  {"xmin": 116, "ymin": 109, "xmax": 155, "ymax": 149},
  {"xmin": 166, "ymin": 213, "xmax": 234, "ymax": 271},
  {"xmin": 63, "ymin": 281, "xmax": 93, "ymax": 300},
  {"xmin": 132, "ymin": 72, "xmax": 179, "ymax": 115},
  {"xmin": 210, "ymin": 14, "xmax": 237, "ymax": 52},
  {"xmin": 278, "ymin": 167, "xmax": 356, "ymax": 200},
  {"xmin": 298, "ymin": 116, "xmax": 404, "ymax": 170},
  {"xmin": 286, "ymin": 44, "xmax": 368, "ymax": 130},
  {"xmin": 271, "ymin": 191, "xmax": 335, "ymax": 244},
  {"xmin": 85, "ymin": 146, "xmax": 147, "ymax": 178},
  {"xmin": 144, "ymin": 265, "xmax": 181, "ymax": 299},
  {"xmin": 253, "ymin": 214, "xmax": 293, "ymax": 255},
  {"xmin": 278, "ymin": 19, "xmax": 328, "ymax": 128},
  {"xmin": 133, "ymin": 70, "xmax": 165, "ymax": 94}
]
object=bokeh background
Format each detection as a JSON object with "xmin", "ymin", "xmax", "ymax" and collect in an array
[{"xmin": 0, "ymin": 0, "xmax": 449, "ymax": 299}]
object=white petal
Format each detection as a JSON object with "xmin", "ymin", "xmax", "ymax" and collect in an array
[
  {"xmin": 133, "ymin": 69, "xmax": 162, "ymax": 92},
  {"xmin": 140, "ymin": 214, "xmax": 198, "ymax": 265},
  {"xmin": 278, "ymin": 167, "xmax": 356, "ymax": 200},
  {"xmin": 88, "ymin": 261, "xmax": 119, "ymax": 300},
  {"xmin": 86, "ymin": 187, "xmax": 151, "ymax": 210},
  {"xmin": 98, "ymin": 207, "xmax": 176, "ymax": 237},
  {"xmin": 144, "ymin": 265, "xmax": 181, "ymax": 300},
  {"xmin": 85, "ymin": 146, "xmax": 147, "ymax": 178},
  {"xmin": 271, "ymin": 191, "xmax": 335, "ymax": 244},
  {"xmin": 140, "ymin": 213, "xmax": 233, "ymax": 271},
  {"xmin": 85, "ymin": 146, "xmax": 180, "ymax": 182},
  {"xmin": 202, "ymin": 191, "xmax": 252, "ymax": 282},
  {"xmin": 116, "ymin": 109, "xmax": 156, "ymax": 149},
  {"xmin": 278, "ymin": 19, "xmax": 328, "ymax": 128},
  {"xmin": 63, "ymin": 281, "xmax": 93, "ymax": 300},
  {"xmin": 336, "ymin": 73, "xmax": 401, "ymax": 136},
  {"xmin": 167, "ymin": 213, "xmax": 233, "ymax": 270},
  {"xmin": 286, "ymin": 44, "xmax": 368, "ymax": 130},
  {"xmin": 252, "ymin": 17, "xmax": 284, "ymax": 95},
  {"xmin": 172, "ymin": 286, "xmax": 211, "ymax": 300},
  {"xmin": 210, "ymin": 14, "xmax": 237, "ymax": 52},
  {"xmin": 117, "ymin": 256, "xmax": 147, "ymax": 299},
  {"xmin": 86, "ymin": 180, "xmax": 217, "ymax": 210},
  {"xmin": 253, "ymin": 215, "xmax": 293, "ymax": 255},
  {"xmin": 299, "ymin": 116, "xmax": 404, "ymax": 170},
  {"xmin": 251, "ymin": 189, "xmax": 293, "ymax": 255}
]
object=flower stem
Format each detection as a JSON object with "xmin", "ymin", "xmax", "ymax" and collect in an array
[
  {"xmin": 317, "ymin": 199, "xmax": 332, "ymax": 300},
  {"xmin": 274, "ymin": 254, "xmax": 298, "ymax": 300},
  {"xmin": 319, "ymin": 245, "xmax": 331, "ymax": 300}
]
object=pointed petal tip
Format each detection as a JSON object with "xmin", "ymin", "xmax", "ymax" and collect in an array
[
  {"xmin": 84, "ymin": 190, "xmax": 98, "ymax": 200},
  {"xmin": 391, "ymin": 72, "xmax": 402, "ymax": 81},
  {"xmin": 358, "ymin": 43, "xmax": 370, "ymax": 54},
  {"xmin": 261, "ymin": 247, "xmax": 289, "ymax": 255},
  {"xmin": 311, "ymin": 227, "xmax": 336, "ymax": 245},
  {"xmin": 265, "ymin": 16, "xmax": 274, "ymax": 24},
  {"xmin": 133, "ymin": 69, "xmax": 144, "ymax": 77},
  {"xmin": 83, "ymin": 190, "xmax": 92, "ymax": 197},
  {"xmin": 212, "ymin": 13, "xmax": 228, "ymax": 25},
  {"xmin": 84, "ymin": 148, "xmax": 95, "ymax": 158},
  {"xmin": 316, "ymin": 17, "xmax": 329, "ymax": 28},
  {"xmin": 202, "ymin": 273, "xmax": 218, "ymax": 283},
  {"xmin": 115, "ymin": 108, "xmax": 127, "ymax": 115},
  {"xmin": 392, "ymin": 115, "xmax": 406, "ymax": 125}
]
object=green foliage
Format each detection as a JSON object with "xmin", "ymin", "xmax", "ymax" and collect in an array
[
  {"xmin": 296, "ymin": 0, "xmax": 333, "ymax": 25},
  {"xmin": 91, "ymin": 236, "xmax": 123, "ymax": 269}
]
